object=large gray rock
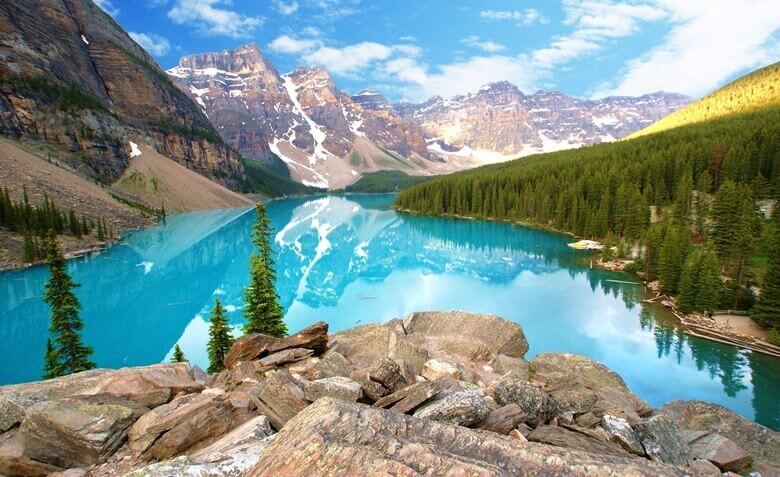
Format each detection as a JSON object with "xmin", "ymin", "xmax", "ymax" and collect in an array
[
  {"xmin": 223, "ymin": 333, "xmax": 278, "ymax": 370},
  {"xmin": 257, "ymin": 348, "xmax": 313, "ymax": 368},
  {"xmin": 300, "ymin": 377, "xmax": 362, "ymax": 402},
  {"xmin": 304, "ymin": 350, "xmax": 354, "ymax": 380},
  {"xmin": 528, "ymin": 425, "xmax": 631, "ymax": 458},
  {"xmin": 487, "ymin": 374, "xmax": 559, "ymax": 427},
  {"xmin": 633, "ymin": 414, "xmax": 690, "ymax": 465},
  {"xmin": 658, "ymin": 400, "xmax": 780, "ymax": 476},
  {"xmin": 682, "ymin": 431, "xmax": 752, "ymax": 474},
  {"xmin": 267, "ymin": 322, "xmax": 328, "ymax": 355},
  {"xmin": 0, "ymin": 364, "xmax": 203, "ymax": 431},
  {"xmin": 412, "ymin": 390, "xmax": 489, "ymax": 426},
  {"xmin": 601, "ymin": 414, "xmax": 645, "ymax": 456},
  {"xmin": 368, "ymin": 358, "xmax": 406, "ymax": 393},
  {"xmin": 531, "ymin": 353, "xmax": 652, "ymax": 424},
  {"xmin": 0, "ymin": 427, "xmax": 63, "ymax": 477},
  {"xmin": 372, "ymin": 380, "xmax": 440, "ymax": 414},
  {"xmin": 257, "ymin": 371, "xmax": 309, "ymax": 429},
  {"xmin": 20, "ymin": 395, "xmax": 148, "ymax": 469},
  {"xmin": 477, "ymin": 404, "xmax": 527, "ymax": 435},
  {"xmin": 248, "ymin": 397, "xmax": 689, "ymax": 476}
]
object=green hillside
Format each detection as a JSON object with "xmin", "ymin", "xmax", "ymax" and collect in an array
[
  {"xmin": 396, "ymin": 62, "xmax": 780, "ymax": 332},
  {"xmin": 629, "ymin": 62, "xmax": 780, "ymax": 138}
]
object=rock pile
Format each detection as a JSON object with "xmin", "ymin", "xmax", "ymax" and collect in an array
[{"xmin": 1, "ymin": 311, "xmax": 777, "ymax": 476}]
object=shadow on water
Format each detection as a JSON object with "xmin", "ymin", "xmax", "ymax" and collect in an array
[{"xmin": 0, "ymin": 194, "xmax": 778, "ymax": 430}]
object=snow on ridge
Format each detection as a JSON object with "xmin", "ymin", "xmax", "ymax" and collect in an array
[{"xmin": 129, "ymin": 141, "xmax": 142, "ymax": 158}]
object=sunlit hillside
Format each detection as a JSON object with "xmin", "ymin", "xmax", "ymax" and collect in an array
[{"xmin": 628, "ymin": 61, "xmax": 780, "ymax": 139}]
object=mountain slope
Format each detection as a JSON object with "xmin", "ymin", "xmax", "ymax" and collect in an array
[
  {"xmin": 630, "ymin": 62, "xmax": 780, "ymax": 138},
  {"xmin": 167, "ymin": 44, "xmax": 435, "ymax": 189},
  {"xmin": 395, "ymin": 62, "xmax": 780, "ymax": 240}
]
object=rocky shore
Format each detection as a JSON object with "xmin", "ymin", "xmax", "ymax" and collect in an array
[{"xmin": 1, "ymin": 311, "xmax": 778, "ymax": 476}]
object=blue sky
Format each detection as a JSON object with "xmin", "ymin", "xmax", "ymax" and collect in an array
[{"xmin": 98, "ymin": 0, "xmax": 779, "ymax": 102}]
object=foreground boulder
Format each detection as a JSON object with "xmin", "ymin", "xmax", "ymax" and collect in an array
[
  {"xmin": 633, "ymin": 414, "xmax": 690, "ymax": 465},
  {"xmin": 249, "ymin": 397, "xmax": 688, "ymax": 476},
  {"xmin": 223, "ymin": 333, "xmax": 279, "ymax": 370},
  {"xmin": 487, "ymin": 374, "xmax": 559, "ymax": 428},
  {"xmin": 412, "ymin": 390, "xmax": 489, "ymax": 426},
  {"xmin": 682, "ymin": 431, "xmax": 752, "ymax": 474},
  {"xmin": 0, "ymin": 428, "xmax": 63, "ymax": 477},
  {"xmin": 527, "ymin": 425, "xmax": 631, "ymax": 458},
  {"xmin": 19, "ymin": 395, "xmax": 148, "ymax": 469},
  {"xmin": 530, "ymin": 353, "xmax": 652, "ymax": 425},
  {"xmin": 601, "ymin": 414, "xmax": 645, "ymax": 456},
  {"xmin": 658, "ymin": 400, "xmax": 780, "ymax": 476},
  {"xmin": 0, "ymin": 364, "xmax": 204, "ymax": 432}
]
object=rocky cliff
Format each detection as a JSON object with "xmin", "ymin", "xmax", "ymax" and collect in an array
[
  {"xmin": 396, "ymin": 83, "xmax": 690, "ymax": 162},
  {"xmin": 0, "ymin": 0, "xmax": 243, "ymax": 187},
  {"xmin": 1, "ymin": 311, "xmax": 776, "ymax": 476},
  {"xmin": 168, "ymin": 44, "xmax": 433, "ymax": 189}
]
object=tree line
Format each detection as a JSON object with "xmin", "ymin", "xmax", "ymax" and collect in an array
[
  {"xmin": 396, "ymin": 106, "xmax": 780, "ymax": 342},
  {"xmin": 0, "ymin": 186, "xmax": 114, "ymax": 261},
  {"xmin": 41, "ymin": 202, "xmax": 287, "ymax": 378}
]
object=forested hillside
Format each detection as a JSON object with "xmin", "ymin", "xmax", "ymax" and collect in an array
[
  {"xmin": 396, "ymin": 63, "xmax": 780, "ymax": 338},
  {"xmin": 629, "ymin": 62, "xmax": 779, "ymax": 138}
]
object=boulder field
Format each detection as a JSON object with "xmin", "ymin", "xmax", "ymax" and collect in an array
[{"xmin": 0, "ymin": 310, "xmax": 777, "ymax": 476}]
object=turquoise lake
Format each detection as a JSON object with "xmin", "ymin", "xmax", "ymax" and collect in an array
[{"xmin": 1, "ymin": 194, "xmax": 778, "ymax": 430}]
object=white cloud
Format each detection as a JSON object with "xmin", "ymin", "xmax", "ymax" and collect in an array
[
  {"xmin": 461, "ymin": 35, "xmax": 507, "ymax": 53},
  {"xmin": 167, "ymin": 0, "xmax": 263, "ymax": 38},
  {"xmin": 268, "ymin": 35, "xmax": 321, "ymax": 54},
  {"xmin": 300, "ymin": 42, "xmax": 394, "ymax": 76},
  {"xmin": 93, "ymin": 0, "xmax": 119, "ymax": 16},
  {"xmin": 593, "ymin": 0, "xmax": 780, "ymax": 98},
  {"xmin": 480, "ymin": 8, "xmax": 546, "ymax": 25},
  {"xmin": 274, "ymin": 0, "xmax": 299, "ymax": 15},
  {"xmin": 129, "ymin": 32, "xmax": 171, "ymax": 56}
]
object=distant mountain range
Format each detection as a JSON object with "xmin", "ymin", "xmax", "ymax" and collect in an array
[{"xmin": 168, "ymin": 43, "xmax": 690, "ymax": 188}]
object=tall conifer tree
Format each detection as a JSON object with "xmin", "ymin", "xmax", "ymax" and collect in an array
[
  {"xmin": 207, "ymin": 299, "xmax": 233, "ymax": 373},
  {"xmin": 172, "ymin": 344, "xmax": 188, "ymax": 363}
]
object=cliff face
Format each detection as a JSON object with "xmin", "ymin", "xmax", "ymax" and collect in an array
[
  {"xmin": 0, "ymin": 0, "xmax": 243, "ymax": 187},
  {"xmin": 168, "ymin": 44, "xmax": 432, "ymax": 188}
]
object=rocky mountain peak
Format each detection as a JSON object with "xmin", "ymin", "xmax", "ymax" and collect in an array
[{"xmin": 351, "ymin": 89, "xmax": 392, "ymax": 111}]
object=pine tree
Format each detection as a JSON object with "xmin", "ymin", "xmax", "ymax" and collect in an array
[
  {"xmin": 68, "ymin": 209, "xmax": 81, "ymax": 237},
  {"xmin": 42, "ymin": 338, "xmax": 62, "ymax": 379},
  {"xmin": 96, "ymin": 219, "xmax": 105, "ymax": 241},
  {"xmin": 171, "ymin": 344, "xmax": 187, "ymax": 363},
  {"xmin": 42, "ymin": 231, "xmax": 94, "ymax": 376},
  {"xmin": 754, "ymin": 214, "xmax": 780, "ymax": 330},
  {"xmin": 678, "ymin": 249, "xmax": 721, "ymax": 313},
  {"xmin": 659, "ymin": 225, "xmax": 691, "ymax": 294},
  {"xmin": 243, "ymin": 203, "xmax": 287, "ymax": 337},
  {"xmin": 207, "ymin": 299, "xmax": 234, "ymax": 373}
]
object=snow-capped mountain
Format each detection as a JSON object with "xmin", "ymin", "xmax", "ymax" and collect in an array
[
  {"xmin": 167, "ymin": 44, "xmax": 433, "ymax": 189},
  {"xmin": 168, "ymin": 43, "xmax": 690, "ymax": 188},
  {"xmin": 395, "ymin": 82, "xmax": 690, "ymax": 163}
]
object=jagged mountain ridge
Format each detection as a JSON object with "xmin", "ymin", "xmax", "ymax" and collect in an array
[
  {"xmin": 168, "ymin": 44, "xmax": 433, "ymax": 189},
  {"xmin": 395, "ymin": 82, "xmax": 691, "ymax": 162},
  {"xmin": 168, "ymin": 43, "xmax": 689, "ymax": 187}
]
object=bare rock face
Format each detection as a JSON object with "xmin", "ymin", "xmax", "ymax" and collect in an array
[
  {"xmin": 300, "ymin": 376, "xmax": 362, "ymax": 403},
  {"xmin": 682, "ymin": 431, "xmax": 752, "ymax": 474},
  {"xmin": 601, "ymin": 414, "xmax": 645, "ymax": 456},
  {"xmin": 0, "ymin": 363, "xmax": 203, "ymax": 432},
  {"xmin": 633, "ymin": 414, "xmax": 690, "ymax": 465},
  {"xmin": 304, "ymin": 350, "xmax": 354, "ymax": 380},
  {"xmin": 528, "ymin": 425, "xmax": 631, "ymax": 458},
  {"xmin": 256, "ymin": 371, "xmax": 309, "ymax": 429},
  {"xmin": 0, "ymin": 427, "xmax": 63, "ymax": 477},
  {"xmin": 20, "ymin": 395, "xmax": 149, "ymax": 468},
  {"xmin": 487, "ymin": 374, "xmax": 559, "ymax": 428},
  {"xmin": 267, "ymin": 321, "xmax": 329, "ymax": 355},
  {"xmin": 657, "ymin": 400, "xmax": 780, "ymax": 476},
  {"xmin": 372, "ymin": 380, "xmax": 440, "ymax": 414},
  {"xmin": 257, "ymin": 348, "xmax": 313, "ymax": 369},
  {"xmin": 368, "ymin": 358, "xmax": 406, "ymax": 393},
  {"xmin": 249, "ymin": 397, "xmax": 688, "ymax": 476},
  {"xmin": 223, "ymin": 333, "xmax": 278, "ymax": 370},
  {"xmin": 477, "ymin": 404, "xmax": 527, "ymax": 435},
  {"xmin": 530, "ymin": 353, "xmax": 652, "ymax": 424},
  {"xmin": 412, "ymin": 390, "xmax": 489, "ymax": 426}
]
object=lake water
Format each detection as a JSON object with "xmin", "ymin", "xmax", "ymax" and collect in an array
[{"xmin": 1, "ymin": 194, "xmax": 778, "ymax": 430}]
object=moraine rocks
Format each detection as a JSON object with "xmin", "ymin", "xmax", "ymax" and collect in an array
[{"xmin": 1, "ymin": 311, "xmax": 777, "ymax": 476}]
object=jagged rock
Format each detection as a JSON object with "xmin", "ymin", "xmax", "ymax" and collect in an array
[
  {"xmin": 223, "ymin": 334, "xmax": 278, "ymax": 369},
  {"xmin": 412, "ymin": 390, "xmax": 489, "ymax": 426},
  {"xmin": 0, "ymin": 427, "xmax": 63, "ymax": 477},
  {"xmin": 528, "ymin": 425, "xmax": 631, "ymax": 458},
  {"xmin": 575, "ymin": 412, "xmax": 602, "ymax": 428},
  {"xmin": 257, "ymin": 371, "xmax": 309, "ymax": 429},
  {"xmin": 267, "ymin": 322, "xmax": 328, "ymax": 355},
  {"xmin": 257, "ymin": 348, "xmax": 313, "ymax": 368},
  {"xmin": 20, "ymin": 395, "xmax": 149, "ymax": 469},
  {"xmin": 248, "ymin": 397, "xmax": 687, "ymax": 476},
  {"xmin": 300, "ymin": 377, "xmax": 362, "ymax": 402},
  {"xmin": 682, "ymin": 431, "xmax": 752, "ymax": 474},
  {"xmin": 128, "ymin": 392, "xmax": 241, "ymax": 459},
  {"xmin": 373, "ymin": 380, "xmax": 439, "ymax": 414},
  {"xmin": 305, "ymin": 350, "xmax": 354, "ymax": 379},
  {"xmin": 633, "ymin": 414, "xmax": 690, "ymax": 465},
  {"xmin": 368, "ymin": 358, "xmax": 406, "ymax": 392},
  {"xmin": 477, "ymin": 404, "xmax": 527, "ymax": 435},
  {"xmin": 348, "ymin": 369, "xmax": 390, "ymax": 401},
  {"xmin": 509, "ymin": 429, "xmax": 528, "ymax": 442},
  {"xmin": 658, "ymin": 400, "xmax": 780, "ymax": 476},
  {"xmin": 0, "ymin": 364, "xmax": 203, "ymax": 431},
  {"xmin": 601, "ymin": 414, "xmax": 645, "ymax": 456},
  {"xmin": 687, "ymin": 459, "xmax": 723, "ymax": 476},
  {"xmin": 487, "ymin": 374, "xmax": 559, "ymax": 427},
  {"xmin": 421, "ymin": 359, "xmax": 460, "ymax": 381},
  {"xmin": 530, "ymin": 353, "xmax": 651, "ymax": 424},
  {"xmin": 489, "ymin": 354, "xmax": 531, "ymax": 381}
]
